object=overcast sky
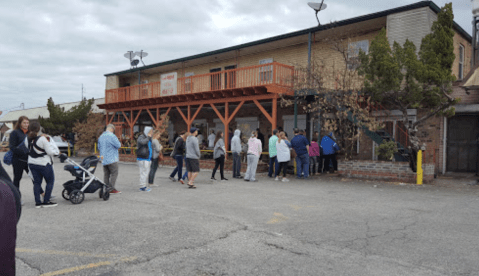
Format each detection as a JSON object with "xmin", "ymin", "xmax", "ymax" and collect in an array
[{"xmin": 0, "ymin": 0, "xmax": 472, "ymax": 115}]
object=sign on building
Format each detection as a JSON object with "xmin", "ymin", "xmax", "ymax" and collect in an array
[{"xmin": 160, "ymin": 72, "xmax": 178, "ymax": 96}]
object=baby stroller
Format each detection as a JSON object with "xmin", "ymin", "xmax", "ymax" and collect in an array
[{"xmin": 59, "ymin": 154, "xmax": 110, "ymax": 204}]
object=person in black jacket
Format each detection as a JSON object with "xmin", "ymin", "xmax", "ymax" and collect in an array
[
  {"xmin": 0, "ymin": 162, "xmax": 21, "ymax": 276},
  {"xmin": 9, "ymin": 116, "xmax": 30, "ymax": 198}
]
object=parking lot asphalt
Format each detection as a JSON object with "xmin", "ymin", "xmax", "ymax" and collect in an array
[{"xmin": 4, "ymin": 153, "xmax": 479, "ymax": 276}]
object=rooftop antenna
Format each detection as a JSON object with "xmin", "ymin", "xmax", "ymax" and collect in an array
[{"xmin": 308, "ymin": 1, "xmax": 327, "ymax": 26}]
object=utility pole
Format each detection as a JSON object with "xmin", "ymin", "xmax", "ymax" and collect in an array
[{"xmin": 81, "ymin": 84, "xmax": 84, "ymax": 101}]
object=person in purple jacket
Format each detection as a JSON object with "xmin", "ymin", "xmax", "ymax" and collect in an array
[{"xmin": 0, "ymin": 162, "xmax": 21, "ymax": 276}]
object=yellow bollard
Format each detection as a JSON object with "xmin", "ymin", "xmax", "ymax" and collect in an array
[
  {"xmin": 67, "ymin": 144, "xmax": 71, "ymax": 157},
  {"xmin": 417, "ymin": 150, "xmax": 423, "ymax": 185},
  {"xmin": 94, "ymin": 143, "xmax": 97, "ymax": 154}
]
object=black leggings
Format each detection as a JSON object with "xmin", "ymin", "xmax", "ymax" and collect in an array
[
  {"xmin": 212, "ymin": 155, "xmax": 225, "ymax": 179},
  {"xmin": 12, "ymin": 160, "xmax": 29, "ymax": 197},
  {"xmin": 276, "ymin": 162, "xmax": 288, "ymax": 177}
]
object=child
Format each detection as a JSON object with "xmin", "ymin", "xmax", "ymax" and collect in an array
[{"xmin": 309, "ymin": 137, "xmax": 320, "ymax": 176}]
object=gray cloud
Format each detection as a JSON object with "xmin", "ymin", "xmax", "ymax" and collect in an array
[{"xmin": 0, "ymin": 0, "xmax": 472, "ymax": 114}]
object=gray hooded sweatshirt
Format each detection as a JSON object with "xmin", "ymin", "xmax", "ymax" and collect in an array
[
  {"xmin": 231, "ymin": 129, "xmax": 242, "ymax": 154},
  {"xmin": 186, "ymin": 135, "xmax": 201, "ymax": 159}
]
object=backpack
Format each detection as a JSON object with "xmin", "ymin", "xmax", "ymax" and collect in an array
[{"xmin": 28, "ymin": 137, "xmax": 47, "ymax": 158}]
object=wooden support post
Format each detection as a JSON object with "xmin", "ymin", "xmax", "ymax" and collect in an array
[
  {"xmin": 253, "ymin": 99, "xmax": 273, "ymax": 124},
  {"xmin": 187, "ymin": 105, "xmax": 191, "ymax": 131},
  {"xmin": 224, "ymin": 103, "xmax": 229, "ymax": 155},
  {"xmin": 176, "ymin": 107, "xmax": 188, "ymax": 127},
  {"xmin": 272, "ymin": 97, "xmax": 277, "ymax": 134}
]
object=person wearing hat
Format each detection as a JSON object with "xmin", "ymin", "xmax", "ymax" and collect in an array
[
  {"xmin": 137, "ymin": 126, "xmax": 153, "ymax": 192},
  {"xmin": 185, "ymin": 127, "xmax": 200, "ymax": 188}
]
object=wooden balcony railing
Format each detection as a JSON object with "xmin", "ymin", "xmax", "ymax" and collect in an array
[{"xmin": 105, "ymin": 62, "xmax": 294, "ymax": 104}]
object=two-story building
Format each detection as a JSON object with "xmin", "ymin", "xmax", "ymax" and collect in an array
[{"xmin": 99, "ymin": 1, "xmax": 472, "ymax": 174}]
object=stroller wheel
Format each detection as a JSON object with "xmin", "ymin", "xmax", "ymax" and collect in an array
[
  {"xmin": 62, "ymin": 188, "xmax": 70, "ymax": 200},
  {"xmin": 70, "ymin": 190, "xmax": 84, "ymax": 204},
  {"xmin": 103, "ymin": 190, "xmax": 110, "ymax": 201}
]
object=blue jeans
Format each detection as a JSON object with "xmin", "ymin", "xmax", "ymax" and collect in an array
[
  {"xmin": 296, "ymin": 153, "xmax": 310, "ymax": 178},
  {"xmin": 170, "ymin": 155, "xmax": 183, "ymax": 180},
  {"xmin": 232, "ymin": 152, "xmax": 241, "ymax": 177},
  {"xmin": 268, "ymin": 156, "xmax": 279, "ymax": 177},
  {"xmin": 29, "ymin": 163, "xmax": 55, "ymax": 204}
]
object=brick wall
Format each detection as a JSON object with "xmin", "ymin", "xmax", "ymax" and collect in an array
[{"xmin": 338, "ymin": 160, "xmax": 434, "ymax": 183}]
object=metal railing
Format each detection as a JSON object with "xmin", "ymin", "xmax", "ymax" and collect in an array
[{"xmin": 105, "ymin": 62, "xmax": 294, "ymax": 104}]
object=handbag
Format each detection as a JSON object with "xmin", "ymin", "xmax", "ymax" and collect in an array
[{"xmin": 3, "ymin": 150, "xmax": 13, "ymax": 165}]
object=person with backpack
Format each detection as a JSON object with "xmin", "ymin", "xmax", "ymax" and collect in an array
[
  {"xmin": 8, "ymin": 116, "xmax": 30, "ymax": 199},
  {"xmin": 26, "ymin": 121, "xmax": 60, "ymax": 208},
  {"xmin": 321, "ymin": 132, "xmax": 340, "ymax": 173},
  {"xmin": 137, "ymin": 127, "xmax": 153, "ymax": 192},
  {"xmin": 211, "ymin": 131, "xmax": 227, "ymax": 181}
]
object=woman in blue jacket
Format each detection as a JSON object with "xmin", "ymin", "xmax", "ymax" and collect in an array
[{"xmin": 321, "ymin": 132, "xmax": 340, "ymax": 173}]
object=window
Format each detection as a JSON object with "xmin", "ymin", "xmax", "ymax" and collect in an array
[
  {"xmin": 185, "ymin": 72, "xmax": 194, "ymax": 93},
  {"xmin": 459, "ymin": 44, "xmax": 464, "ymax": 80},
  {"xmin": 259, "ymin": 58, "xmax": 273, "ymax": 82},
  {"xmin": 347, "ymin": 40, "xmax": 369, "ymax": 70}
]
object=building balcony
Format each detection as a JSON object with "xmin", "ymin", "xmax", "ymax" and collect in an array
[{"xmin": 104, "ymin": 62, "xmax": 294, "ymax": 105}]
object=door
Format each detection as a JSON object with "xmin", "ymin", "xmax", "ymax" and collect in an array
[
  {"xmin": 224, "ymin": 65, "xmax": 237, "ymax": 89},
  {"xmin": 447, "ymin": 115, "xmax": 479, "ymax": 172},
  {"xmin": 210, "ymin": 68, "xmax": 221, "ymax": 91}
]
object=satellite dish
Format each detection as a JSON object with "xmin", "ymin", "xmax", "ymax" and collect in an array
[
  {"xmin": 124, "ymin": 51, "xmax": 136, "ymax": 61},
  {"xmin": 308, "ymin": 2, "xmax": 327, "ymax": 11},
  {"xmin": 135, "ymin": 51, "xmax": 148, "ymax": 58},
  {"xmin": 131, "ymin": 59, "xmax": 139, "ymax": 67},
  {"xmin": 308, "ymin": 1, "xmax": 326, "ymax": 26}
]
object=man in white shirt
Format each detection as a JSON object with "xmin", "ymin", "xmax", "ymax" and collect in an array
[{"xmin": 208, "ymin": 130, "xmax": 216, "ymax": 148}]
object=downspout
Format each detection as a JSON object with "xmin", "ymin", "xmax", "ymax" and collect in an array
[{"xmin": 442, "ymin": 117, "xmax": 447, "ymax": 175}]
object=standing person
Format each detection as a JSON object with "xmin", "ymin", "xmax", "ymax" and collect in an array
[
  {"xmin": 309, "ymin": 137, "xmax": 320, "ymax": 176},
  {"xmin": 244, "ymin": 131, "xmax": 262, "ymax": 182},
  {"xmin": 0, "ymin": 162, "xmax": 21, "ymax": 276},
  {"xmin": 231, "ymin": 129, "xmax": 242, "ymax": 179},
  {"xmin": 275, "ymin": 131, "xmax": 292, "ymax": 182},
  {"xmin": 9, "ymin": 116, "xmax": 30, "ymax": 199},
  {"xmin": 291, "ymin": 128, "xmax": 310, "ymax": 179},
  {"xmin": 267, "ymin": 129, "xmax": 279, "ymax": 178},
  {"xmin": 211, "ymin": 131, "xmax": 227, "ymax": 181},
  {"xmin": 98, "ymin": 124, "xmax": 122, "ymax": 194},
  {"xmin": 321, "ymin": 132, "xmax": 340, "ymax": 173},
  {"xmin": 207, "ymin": 130, "xmax": 216, "ymax": 148},
  {"xmin": 26, "ymin": 122, "xmax": 60, "ymax": 208},
  {"xmin": 185, "ymin": 127, "xmax": 201, "ymax": 188},
  {"xmin": 169, "ymin": 131, "xmax": 188, "ymax": 184},
  {"xmin": 137, "ymin": 127, "xmax": 153, "ymax": 192},
  {"xmin": 148, "ymin": 130, "xmax": 163, "ymax": 187}
]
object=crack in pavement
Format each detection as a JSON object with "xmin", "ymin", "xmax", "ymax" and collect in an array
[
  {"xmin": 15, "ymin": 255, "xmax": 43, "ymax": 274},
  {"xmin": 263, "ymin": 242, "xmax": 309, "ymax": 256}
]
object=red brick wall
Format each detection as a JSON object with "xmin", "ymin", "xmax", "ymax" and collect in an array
[{"xmin": 338, "ymin": 160, "xmax": 434, "ymax": 183}]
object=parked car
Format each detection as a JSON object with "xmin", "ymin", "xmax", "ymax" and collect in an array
[{"xmin": 52, "ymin": 136, "xmax": 72, "ymax": 153}]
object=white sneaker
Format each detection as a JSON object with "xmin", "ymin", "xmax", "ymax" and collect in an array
[
  {"xmin": 274, "ymin": 177, "xmax": 280, "ymax": 181},
  {"xmin": 282, "ymin": 178, "xmax": 290, "ymax": 182}
]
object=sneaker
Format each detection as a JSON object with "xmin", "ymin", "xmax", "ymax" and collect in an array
[
  {"xmin": 211, "ymin": 177, "xmax": 217, "ymax": 181},
  {"xmin": 42, "ymin": 201, "xmax": 58, "ymax": 208},
  {"xmin": 282, "ymin": 178, "xmax": 290, "ymax": 182},
  {"xmin": 35, "ymin": 203, "xmax": 42, "ymax": 208},
  {"xmin": 244, "ymin": 179, "xmax": 250, "ymax": 182},
  {"xmin": 274, "ymin": 177, "xmax": 280, "ymax": 181},
  {"xmin": 221, "ymin": 178, "xmax": 228, "ymax": 181},
  {"xmin": 169, "ymin": 177, "xmax": 177, "ymax": 182},
  {"xmin": 110, "ymin": 189, "xmax": 122, "ymax": 194},
  {"xmin": 139, "ymin": 187, "xmax": 151, "ymax": 192}
]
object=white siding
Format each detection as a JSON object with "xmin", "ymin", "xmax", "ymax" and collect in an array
[{"xmin": 387, "ymin": 7, "xmax": 436, "ymax": 51}]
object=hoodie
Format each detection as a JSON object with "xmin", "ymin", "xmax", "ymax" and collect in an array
[
  {"xmin": 137, "ymin": 127, "xmax": 152, "ymax": 161},
  {"xmin": 231, "ymin": 130, "xmax": 242, "ymax": 153},
  {"xmin": 320, "ymin": 132, "xmax": 340, "ymax": 155}
]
